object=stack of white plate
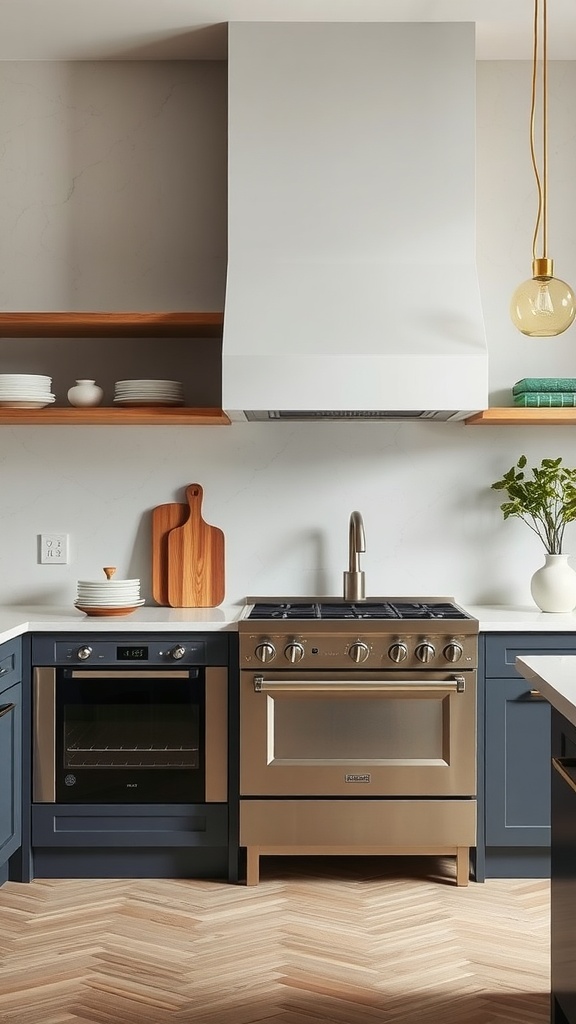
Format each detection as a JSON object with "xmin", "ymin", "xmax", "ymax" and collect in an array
[
  {"xmin": 113, "ymin": 379, "xmax": 184, "ymax": 406},
  {"xmin": 75, "ymin": 573, "xmax": 144, "ymax": 617},
  {"xmin": 0, "ymin": 374, "xmax": 55, "ymax": 409}
]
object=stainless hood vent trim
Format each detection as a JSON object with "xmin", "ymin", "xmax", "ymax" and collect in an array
[{"xmin": 240, "ymin": 410, "xmax": 475, "ymax": 422}]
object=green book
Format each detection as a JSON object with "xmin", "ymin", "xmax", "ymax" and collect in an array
[
  {"xmin": 513, "ymin": 377, "xmax": 576, "ymax": 395},
  {"xmin": 513, "ymin": 392, "xmax": 576, "ymax": 407}
]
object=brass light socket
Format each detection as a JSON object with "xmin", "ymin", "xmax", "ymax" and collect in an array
[{"xmin": 532, "ymin": 257, "xmax": 554, "ymax": 280}]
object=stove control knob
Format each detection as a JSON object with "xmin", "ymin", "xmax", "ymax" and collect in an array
[
  {"xmin": 349, "ymin": 641, "xmax": 370, "ymax": 664},
  {"xmin": 388, "ymin": 642, "xmax": 408, "ymax": 664},
  {"xmin": 169, "ymin": 644, "xmax": 186, "ymax": 661},
  {"xmin": 255, "ymin": 642, "xmax": 276, "ymax": 663},
  {"xmin": 77, "ymin": 645, "xmax": 93, "ymax": 661},
  {"xmin": 284, "ymin": 642, "xmax": 305, "ymax": 664},
  {"xmin": 415, "ymin": 641, "xmax": 435, "ymax": 664},
  {"xmin": 443, "ymin": 641, "xmax": 464, "ymax": 663}
]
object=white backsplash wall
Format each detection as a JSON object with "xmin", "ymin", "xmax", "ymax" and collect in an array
[{"xmin": 1, "ymin": 58, "xmax": 576, "ymax": 611}]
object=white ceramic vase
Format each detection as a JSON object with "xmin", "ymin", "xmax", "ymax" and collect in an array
[
  {"xmin": 530, "ymin": 553, "xmax": 576, "ymax": 613},
  {"xmin": 67, "ymin": 379, "xmax": 104, "ymax": 407}
]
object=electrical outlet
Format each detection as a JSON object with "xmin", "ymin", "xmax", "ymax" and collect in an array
[{"xmin": 39, "ymin": 533, "xmax": 69, "ymax": 564}]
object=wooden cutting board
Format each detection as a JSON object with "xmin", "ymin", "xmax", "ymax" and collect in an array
[
  {"xmin": 165, "ymin": 484, "xmax": 225, "ymax": 608},
  {"xmin": 151, "ymin": 501, "xmax": 188, "ymax": 606}
]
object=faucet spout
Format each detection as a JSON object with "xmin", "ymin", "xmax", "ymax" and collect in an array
[{"xmin": 343, "ymin": 510, "xmax": 366, "ymax": 601}]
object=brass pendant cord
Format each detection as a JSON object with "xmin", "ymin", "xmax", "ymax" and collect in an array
[{"xmin": 530, "ymin": 0, "xmax": 548, "ymax": 261}]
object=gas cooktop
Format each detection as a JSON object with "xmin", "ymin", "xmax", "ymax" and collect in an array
[
  {"xmin": 240, "ymin": 597, "xmax": 479, "ymax": 666},
  {"xmin": 244, "ymin": 598, "xmax": 474, "ymax": 622}
]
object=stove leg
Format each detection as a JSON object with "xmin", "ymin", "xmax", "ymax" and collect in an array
[
  {"xmin": 246, "ymin": 847, "xmax": 260, "ymax": 886},
  {"xmin": 456, "ymin": 846, "xmax": 470, "ymax": 886}
]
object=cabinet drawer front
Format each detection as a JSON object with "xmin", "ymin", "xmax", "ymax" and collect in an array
[
  {"xmin": 31, "ymin": 804, "xmax": 228, "ymax": 848},
  {"xmin": 485, "ymin": 633, "xmax": 576, "ymax": 678},
  {"xmin": 0, "ymin": 637, "xmax": 22, "ymax": 694}
]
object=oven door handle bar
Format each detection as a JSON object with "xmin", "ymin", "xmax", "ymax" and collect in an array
[
  {"xmin": 253, "ymin": 676, "xmax": 466, "ymax": 694},
  {"xmin": 0, "ymin": 702, "xmax": 15, "ymax": 719},
  {"xmin": 69, "ymin": 670, "xmax": 191, "ymax": 679}
]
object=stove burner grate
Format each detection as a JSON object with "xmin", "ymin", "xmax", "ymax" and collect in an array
[{"xmin": 248, "ymin": 601, "xmax": 470, "ymax": 621}]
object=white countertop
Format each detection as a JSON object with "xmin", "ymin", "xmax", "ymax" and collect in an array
[
  {"xmin": 0, "ymin": 602, "xmax": 575, "ymax": 647},
  {"xmin": 0, "ymin": 604, "xmax": 244, "ymax": 644},
  {"xmin": 516, "ymin": 655, "xmax": 576, "ymax": 730},
  {"xmin": 466, "ymin": 605, "xmax": 576, "ymax": 632}
]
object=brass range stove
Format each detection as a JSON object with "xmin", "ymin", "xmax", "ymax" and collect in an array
[{"xmin": 237, "ymin": 597, "xmax": 479, "ymax": 886}]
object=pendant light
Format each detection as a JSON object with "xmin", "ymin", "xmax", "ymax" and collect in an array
[{"xmin": 510, "ymin": 0, "xmax": 576, "ymax": 337}]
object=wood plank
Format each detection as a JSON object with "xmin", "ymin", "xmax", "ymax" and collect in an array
[
  {"xmin": 465, "ymin": 407, "xmax": 576, "ymax": 425},
  {"xmin": 0, "ymin": 407, "xmax": 230, "ymax": 425},
  {"xmin": 0, "ymin": 311, "xmax": 223, "ymax": 338}
]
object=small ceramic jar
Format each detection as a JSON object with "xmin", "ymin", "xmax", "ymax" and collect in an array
[{"xmin": 67, "ymin": 379, "xmax": 104, "ymax": 407}]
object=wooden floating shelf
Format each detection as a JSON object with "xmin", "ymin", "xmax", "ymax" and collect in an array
[
  {"xmin": 0, "ymin": 311, "xmax": 224, "ymax": 338},
  {"xmin": 465, "ymin": 408, "xmax": 576, "ymax": 425},
  {"xmin": 0, "ymin": 407, "xmax": 230, "ymax": 426}
]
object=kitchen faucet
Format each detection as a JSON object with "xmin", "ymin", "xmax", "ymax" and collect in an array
[{"xmin": 343, "ymin": 511, "xmax": 366, "ymax": 601}]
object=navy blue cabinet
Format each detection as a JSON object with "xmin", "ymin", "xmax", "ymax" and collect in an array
[
  {"xmin": 482, "ymin": 633, "xmax": 576, "ymax": 878},
  {"xmin": 485, "ymin": 675, "xmax": 550, "ymax": 847},
  {"xmin": 0, "ymin": 638, "xmax": 22, "ymax": 882},
  {"xmin": 30, "ymin": 803, "xmax": 230, "ymax": 879}
]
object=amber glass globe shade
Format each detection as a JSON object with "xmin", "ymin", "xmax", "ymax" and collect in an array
[{"xmin": 511, "ymin": 272, "xmax": 576, "ymax": 337}]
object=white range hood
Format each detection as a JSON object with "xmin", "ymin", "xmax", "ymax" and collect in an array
[{"xmin": 222, "ymin": 22, "xmax": 489, "ymax": 422}]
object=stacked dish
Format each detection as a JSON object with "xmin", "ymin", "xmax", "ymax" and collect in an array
[
  {"xmin": 0, "ymin": 373, "xmax": 55, "ymax": 409},
  {"xmin": 75, "ymin": 567, "xmax": 144, "ymax": 617},
  {"xmin": 113, "ymin": 379, "xmax": 184, "ymax": 406}
]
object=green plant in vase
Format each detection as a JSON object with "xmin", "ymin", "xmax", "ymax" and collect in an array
[{"xmin": 491, "ymin": 455, "xmax": 576, "ymax": 611}]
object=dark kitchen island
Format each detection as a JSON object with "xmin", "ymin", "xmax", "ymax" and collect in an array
[{"xmin": 516, "ymin": 655, "xmax": 576, "ymax": 1024}]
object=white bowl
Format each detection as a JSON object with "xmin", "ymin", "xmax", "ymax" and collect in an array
[
  {"xmin": 76, "ymin": 585, "xmax": 141, "ymax": 594},
  {"xmin": 76, "ymin": 587, "xmax": 141, "ymax": 595},
  {"xmin": 77, "ymin": 578, "xmax": 140, "ymax": 586},
  {"xmin": 77, "ymin": 580, "xmax": 140, "ymax": 587}
]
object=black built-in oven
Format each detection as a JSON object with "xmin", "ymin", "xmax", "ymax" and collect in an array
[{"xmin": 32, "ymin": 635, "xmax": 229, "ymax": 805}]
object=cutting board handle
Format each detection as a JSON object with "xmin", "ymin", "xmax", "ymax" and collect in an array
[{"xmin": 185, "ymin": 483, "xmax": 203, "ymax": 513}]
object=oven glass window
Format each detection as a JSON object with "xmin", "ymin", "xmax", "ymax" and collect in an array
[
  {"xmin": 270, "ymin": 695, "xmax": 446, "ymax": 762},
  {"xmin": 54, "ymin": 669, "xmax": 206, "ymax": 803}
]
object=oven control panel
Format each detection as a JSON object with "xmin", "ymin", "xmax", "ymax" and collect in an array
[
  {"xmin": 58, "ymin": 641, "xmax": 207, "ymax": 664},
  {"xmin": 31, "ymin": 635, "xmax": 230, "ymax": 666},
  {"xmin": 242, "ymin": 633, "xmax": 478, "ymax": 670}
]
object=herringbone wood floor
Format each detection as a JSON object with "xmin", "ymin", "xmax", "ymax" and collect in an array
[{"xmin": 0, "ymin": 857, "xmax": 549, "ymax": 1024}]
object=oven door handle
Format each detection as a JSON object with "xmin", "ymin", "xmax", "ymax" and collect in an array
[
  {"xmin": 69, "ymin": 670, "xmax": 191, "ymax": 679},
  {"xmin": 253, "ymin": 676, "xmax": 466, "ymax": 694}
]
